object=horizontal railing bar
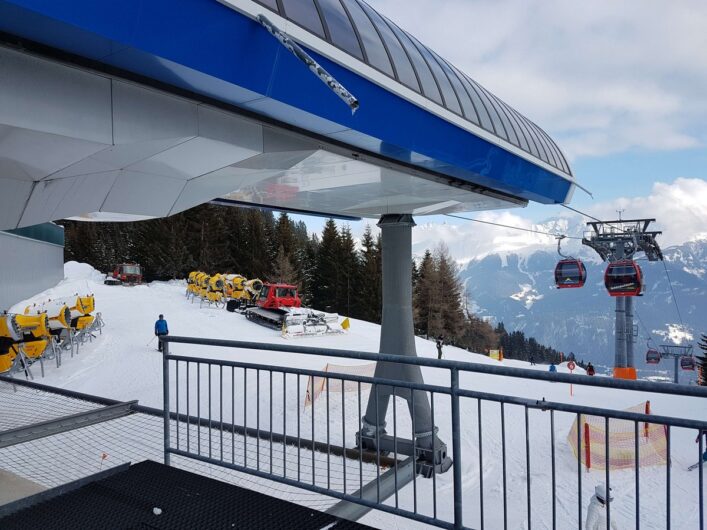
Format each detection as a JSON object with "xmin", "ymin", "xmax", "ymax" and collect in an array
[
  {"xmin": 456, "ymin": 390, "xmax": 707, "ymax": 430},
  {"xmin": 168, "ymin": 447, "xmax": 455, "ymax": 529},
  {"xmin": 158, "ymin": 399, "xmax": 399, "ymax": 468},
  {"xmin": 165, "ymin": 353, "xmax": 452, "ymax": 395},
  {"xmin": 163, "ymin": 336, "xmax": 707, "ymax": 398},
  {"xmin": 0, "ymin": 400, "xmax": 138, "ymax": 448}
]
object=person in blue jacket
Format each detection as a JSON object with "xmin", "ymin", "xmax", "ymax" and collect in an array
[
  {"xmin": 549, "ymin": 363, "xmax": 557, "ymax": 373},
  {"xmin": 154, "ymin": 314, "xmax": 169, "ymax": 352}
]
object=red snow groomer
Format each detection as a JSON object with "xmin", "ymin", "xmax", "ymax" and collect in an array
[
  {"xmin": 245, "ymin": 283, "xmax": 342, "ymax": 337},
  {"xmin": 104, "ymin": 263, "xmax": 143, "ymax": 286}
]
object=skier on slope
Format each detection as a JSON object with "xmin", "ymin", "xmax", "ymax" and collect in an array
[
  {"xmin": 585, "ymin": 483, "xmax": 619, "ymax": 530},
  {"xmin": 154, "ymin": 314, "xmax": 169, "ymax": 352},
  {"xmin": 436, "ymin": 335, "xmax": 444, "ymax": 360},
  {"xmin": 586, "ymin": 362, "xmax": 596, "ymax": 376}
]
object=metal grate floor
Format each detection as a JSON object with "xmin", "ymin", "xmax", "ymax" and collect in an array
[{"xmin": 0, "ymin": 460, "xmax": 372, "ymax": 529}]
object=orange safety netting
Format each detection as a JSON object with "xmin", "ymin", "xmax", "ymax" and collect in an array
[
  {"xmin": 304, "ymin": 363, "xmax": 376, "ymax": 407},
  {"xmin": 567, "ymin": 402, "xmax": 668, "ymax": 471}
]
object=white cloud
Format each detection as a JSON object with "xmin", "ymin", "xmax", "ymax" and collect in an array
[
  {"xmin": 407, "ymin": 178, "xmax": 707, "ymax": 262},
  {"xmin": 369, "ymin": 0, "xmax": 707, "ymax": 159},
  {"xmin": 586, "ymin": 178, "xmax": 707, "ymax": 247}
]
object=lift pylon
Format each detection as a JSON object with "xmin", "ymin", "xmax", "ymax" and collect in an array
[{"xmin": 582, "ymin": 219, "xmax": 663, "ymax": 380}]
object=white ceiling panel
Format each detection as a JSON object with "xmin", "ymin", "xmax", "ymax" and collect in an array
[
  {"xmin": 129, "ymin": 136, "xmax": 263, "ymax": 180},
  {"xmin": 111, "ymin": 80, "xmax": 199, "ymax": 144},
  {"xmin": 47, "ymin": 171, "xmax": 120, "ymax": 222},
  {"xmin": 0, "ymin": 47, "xmax": 112, "ymax": 144},
  {"xmin": 101, "ymin": 170, "xmax": 186, "ymax": 217},
  {"xmin": 0, "ymin": 177, "xmax": 33, "ymax": 229},
  {"xmin": 0, "ymin": 125, "xmax": 110, "ymax": 181}
]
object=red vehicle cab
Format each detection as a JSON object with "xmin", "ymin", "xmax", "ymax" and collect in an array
[
  {"xmin": 106, "ymin": 263, "xmax": 143, "ymax": 285},
  {"xmin": 257, "ymin": 283, "xmax": 301, "ymax": 309}
]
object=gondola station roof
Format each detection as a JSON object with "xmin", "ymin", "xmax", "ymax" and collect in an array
[{"xmin": 0, "ymin": 0, "xmax": 577, "ymax": 228}]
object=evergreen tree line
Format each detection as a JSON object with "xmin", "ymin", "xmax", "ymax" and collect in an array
[
  {"xmin": 493, "ymin": 323, "xmax": 565, "ymax": 365},
  {"xmin": 62, "ymin": 205, "xmax": 381, "ymax": 321},
  {"xmin": 62, "ymin": 205, "xmax": 559, "ymax": 357}
]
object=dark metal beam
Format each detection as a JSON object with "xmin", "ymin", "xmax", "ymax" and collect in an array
[
  {"xmin": 0, "ymin": 464, "xmax": 130, "ymax": 518},
  {"xmin": 0, "ymin": 401, "xmax": 138, "ymax": 448},
  {"xmin": 325, "ymin": 457, "xmax": 416, "ymax": 522}
]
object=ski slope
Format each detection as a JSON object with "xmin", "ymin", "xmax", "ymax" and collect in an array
[{"xmin": 9, "ymin": 262, "xmax": 705, "ymax": 529}]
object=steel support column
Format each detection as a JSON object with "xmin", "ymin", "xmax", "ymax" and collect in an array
[
  {"xmin": 615, "ymin": 297, "xmax": 627, "ymax": 368},
  {"xmin": 625, "ymin": 296, "xmax": 634, "ymax": 368},
  {"xmin": 359, "ymin": 214, "xmax": 450, "ymax": 473}
]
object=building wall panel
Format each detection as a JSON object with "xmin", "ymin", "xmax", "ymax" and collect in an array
[{"xmin": 0, "ymin": 232, "xmax": 64, "ymax": 311}]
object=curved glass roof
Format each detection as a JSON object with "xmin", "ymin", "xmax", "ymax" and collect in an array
[{"xmin": 253, "ymin": 0, "xmax": 572, "ymax": 176}]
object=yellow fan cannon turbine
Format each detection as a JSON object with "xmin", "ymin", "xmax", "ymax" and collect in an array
[
  {"xmin": 24, "ymin": 299, "xmax": 73, "ymax": 362},
  {"xmin": 0, "ymin": 313, "xmax": 22, "ymax": 373},
  {"xmin": 201, "ymin": 273, "xmax": 226, "ymax": 308},
  {"xmin": 0, "ymin": 312, "xmax": 52, "ymax": 377}
]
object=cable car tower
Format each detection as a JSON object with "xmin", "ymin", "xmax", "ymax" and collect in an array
[
  {"xmin": 582, "ymin": 218, "xmax": 663, "ymax": 379},
  {"xmin": 657, "ymin": 344, "xmax": 695, "ymax": 384}
]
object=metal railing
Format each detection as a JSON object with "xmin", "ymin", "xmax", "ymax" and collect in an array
[{"xmin": 161, "ymin": 336, "xmax": 707, "ymax": 529}]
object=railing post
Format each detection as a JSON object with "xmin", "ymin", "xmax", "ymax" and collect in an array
[
  {"xmin": 451, "ymin": 368, "xmax": 462, "ymax": 529},
  {"xmin": 163, "ymin": 338, "xmax": 171, "ymax": 466},
  {"xmin": 584, "ymin": 422, "xmax": 591, "ymax": 471}
]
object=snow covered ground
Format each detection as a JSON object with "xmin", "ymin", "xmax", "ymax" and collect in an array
[{"xmin": 8, "ymin": 262, "xmax": 705, "ymax": 529}]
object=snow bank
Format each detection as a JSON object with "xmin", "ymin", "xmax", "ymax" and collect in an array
[{"xmin": 64, "ymin": 261, "xmax": 106, "ymax": 283}]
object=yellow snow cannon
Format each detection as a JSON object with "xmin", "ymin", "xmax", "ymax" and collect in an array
[
  {"xmin": 0, "ymin": 313, "xmax": 22, "ymax": 342},
  {"xmin": 14, "ymin": 313, "xmax": 51, "ymax": 339},
  {"xmin": 0, "ymin": 314, "xmax": 22, "ymax": 373},
  {"xmin": 208, "ymin": 273, "xmax": 225, "ymax": 293},
  {"xmin": 229, "ymin": 274, "xmax": 248, "ymax": 300},
  {"xmin": 186, "ymin": 271, "xmax": 202, "ymax": 297},
  {"xmin": 198, "ymin": 273, "xmax": 226, "ymax": 308},
  {"xmin": 74, "ymin": 296, "xmax": 96, "ymax": 330},
  {"xmin": 11, "ymin": 313, "xmax": 51, "ymax": 360},
  {"xmin": 222, "ymin": 274, "xmax": 237, "ymax": 298},
  {"xmin": 244, "ymin": 278, "xmax": 264, "ymax": 298},
  {"xmin": 76, "ymin": 295, "xmax": 95, "ymax": 315},
  {"xmin": 25, "ymin": 300, "xmax": 71, "ymax": 331}
]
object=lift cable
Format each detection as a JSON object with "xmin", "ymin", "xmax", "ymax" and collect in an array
[
  {"xmin": 634, "ymin": 308, "xmax": 657, "ymax": 346},
  {"xmin": 661, "ymin": 259, "xmax": 685, "ymax": 328},
  {"xmin": 444, "ymin": 213, "xmax": 583, "ymax": 240},
  {"xmin": 560, "ymin": 204, "xmax": 635, "ymax": 236}
]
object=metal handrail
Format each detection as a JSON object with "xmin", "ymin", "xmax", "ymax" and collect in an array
[
  {"xmin": 161, "ymin": 336, "xmax": 707, "ymax": 529},
  {"xmin": 163, "ymin": 335, "xmax": 707, "ymax": 398}
]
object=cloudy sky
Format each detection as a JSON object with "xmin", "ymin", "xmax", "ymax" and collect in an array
[{"xmin": 298, "ymin": 0, "xmax": 707, "ymax": 258}]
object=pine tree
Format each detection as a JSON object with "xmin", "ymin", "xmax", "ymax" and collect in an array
[
  {"xmin": 313, "ymin": 219, "xmax": 340, "ymax": 312},
  {"xmin": 413, "ymin": 250, "xmax": 440, "ymax": 338},
  {"xmin": 296, "ymin": 234, "xmax": 319, "ymax": 306},
  {"xmin": 359, "ymin": 225, "xmax": 381, "ymax": 323},
  {"xmin": 270, "ymin": 245, "xmax": 298, "ymax": 284},
  {"xmin": 435, "ymin": 244, "xmax": 466, "ymax": 344},
  {"xmin": 338, "ymin": 225, "xmax": 360, "ymax": 317}
]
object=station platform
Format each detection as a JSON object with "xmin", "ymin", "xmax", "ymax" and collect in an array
[{"xmin": 0, "ymin": 460, "xmax": 372, "ymax": 529}]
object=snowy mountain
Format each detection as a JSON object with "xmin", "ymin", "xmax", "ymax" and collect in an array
[{"xmin": 459, "ymin": 236, "xmax": 707, "ymax": 371}]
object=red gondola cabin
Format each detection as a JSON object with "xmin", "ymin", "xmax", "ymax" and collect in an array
[
  {"xmin": 554, "ymin": 259, "xmax": 587, "ymax": 289},
  {"xmin": 645, "ymin": 349, "xmax": 661, "ymax": 364},
  {"xmin": 680, "ymin": 356, "xmax": 696, "ymax": 371},
  {"xmin": 604, "ymin": 260, "xmax": 643, "ymax": 297}
]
